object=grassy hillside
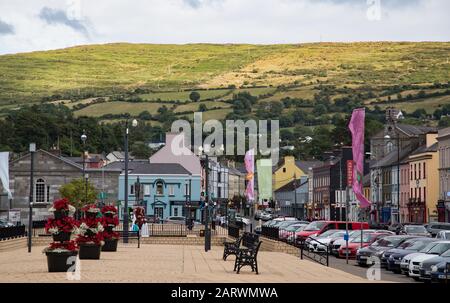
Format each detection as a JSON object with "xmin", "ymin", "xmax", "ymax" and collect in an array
[{"xmin": 0, "ymin": 42, "xmax": 449, "ymax": 106}]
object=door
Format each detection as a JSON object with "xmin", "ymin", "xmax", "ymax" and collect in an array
[{"xmin": 154, "ymin": 207, "xmax": 164, "ymax": 220}]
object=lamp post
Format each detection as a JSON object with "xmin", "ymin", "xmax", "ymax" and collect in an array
[
  {"xmin": 123, "ymin": 119, "xmax": 138, "ymax": 243},
  {"xmin": 384, "ymin": 135, "xmax": 401, "ymax": 224},
  {"xmin": 198, "ymin": 144, "xmax": 224, "ymax": 252},
  {"xmin": 28, "ymin": 143, "xmax": 36, "ymax": 253},
  {"xmin": 81, "ymin": 131, "xmax": 88, "ymax": 205}
]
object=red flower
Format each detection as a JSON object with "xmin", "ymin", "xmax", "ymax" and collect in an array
[
  {"xmin": 45, "ymin": 217, "xmax": 79, "ymax": 234},
  {"xmin": 101, "ymin": 205, "xmax": 118, "ymax": 214},
  {"xmin": 52, "ymin": 198, "xmax": 71, "ymax": 211},
  {"xmin": 49, "ymin": 240, "xmax": 78, "ymax": 251}
]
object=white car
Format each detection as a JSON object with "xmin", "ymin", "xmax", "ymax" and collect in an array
[
  {"xmin": 406, "ymin": 241, "xmax": 450, "ymax": 280},
  {"xmin": 306, "ymin": 230, "xmax": 345, "ymax": 252},
  {"xmin": 436, "ymin": 230, "xmax": 450, "ymax": 240}
]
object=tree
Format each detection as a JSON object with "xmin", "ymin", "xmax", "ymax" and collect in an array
[
  {"xmin": 138, "ymin": 110, "xmax": 152, "ymax": 120},
  {"xmin": 59, "ymin": 178, "xmax": 98, "ymax": 210},
  {"xmin": 189, "ymin": 91, "xmax": 201, "ymax": 102},
  {"xmin": 131, "ymin": 141, "xmax": 152, "ymax": 158},
  {"xmin": 312, "ymin": 104, "xmax": 327, "ymax": 116}
]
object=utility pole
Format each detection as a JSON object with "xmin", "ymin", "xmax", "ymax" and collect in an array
[
  {"xmin": 204, "ymin": 154, "xmax": 211, "ymax": 252},
  {"xmin": 28, "ymin": 143, "xmax": 36, "ymax": 253}
]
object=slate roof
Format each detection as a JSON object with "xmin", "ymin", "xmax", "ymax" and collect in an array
[
  {"xmin": 104, "ymin": 161, "xmax": 190, "ymax": 175},
  {"xmin": 295, "ymin": 160, "xmax": 324, "ymax": 173},
  {"xmin": 275, "ymin": 179, "xmax": 308, "ymax": 193},
  {"xmin": 409, "ymin": 142, "xmax": 438, "ymax": 156}
]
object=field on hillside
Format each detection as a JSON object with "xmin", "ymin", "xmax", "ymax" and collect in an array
[{"xmin": 1, "ymin": 42, "xmax": 449, "ymax": 106}]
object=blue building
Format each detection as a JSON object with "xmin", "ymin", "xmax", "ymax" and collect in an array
[{"xmin": 117, "ymin": 162, "xmax": 202, "ymax": 221}]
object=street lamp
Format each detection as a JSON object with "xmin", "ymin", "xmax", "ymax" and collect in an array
[
  {"xmin": 123, "ymin": 119, "xmax": 138, "ymax": 243},
  {"xmin": 28, "ymin": 143, "xmax": 36, "ymax": 253},
  {"xmin": 384, "ymin": 134, "xmax": 401, "ymax": 224},
  {"xmin": 81, "ymin": 130, "xmax": 88, "ymax": 206}
]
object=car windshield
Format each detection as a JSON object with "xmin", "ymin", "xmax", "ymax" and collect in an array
[
  {"xmin": 440, "ymin": 249, "xmax": 450, "ymax": 257},
  {"xmin": 405, "ymin": 226, "xmax": 427, "ymax": 233},
  {"xmin": 278, "ymin": 221, "xmax": 299, "ymax": 229},
  {"xmin": 419, "ymin": 242, "xmax": 439, "ymax": 253},
  {"xmin": 318, "ymin": 230, "xmax": 340, "ymax": 237},
  {"xmin": 286, "ymin": 224, "xmax": 306, "ymax": 232},
  {"xmin": 304, "ymin": 221, "xmax": 327, "ymax": 231},
  {"xmin": 351, "ymin": 233, "xmax": 379, "ymax": 243},
  {"xmin": 428, "ymin": 243, "xmax": 450, "ymax": 255},
  {"xmin": 405, "ymin": 240, "xmax": 434, "ymax": 250},
  {"xmin": 373, "ymin": 237, "xmax": 404, "ymax": 247}
]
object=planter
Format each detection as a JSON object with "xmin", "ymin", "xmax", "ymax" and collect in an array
[
  {"xmin": 54, "ymin": 210, "xmax": 69, "ymax": 219},
  {"xmin": 52, "ymin": 232, "xmax": 71, "ymax": 242},
  {"xmin": 102, "ymin": 238, "xmax": 119, "ymax": 252},
  {"xmin": 46, "ymin": 250, "xmax": 78, "ymax": 272},
  {"xmin": 79, "ymin": 243, "xmax": 102, "ymax": 259}
]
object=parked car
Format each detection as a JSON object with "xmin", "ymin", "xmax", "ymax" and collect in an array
[
  {"xmin": 308, "ymin": 230, "xmax": 347, "ymax": 253},
  {"xmin": 356, "ymin": 235, "xmax": 417, "ymax": 267},
  {"xmin": 430, "ymin": 257, "xmax": 450, "ymax": 283},
  {"xmin": 339, "ymin": 232, "xmax": 391, "ymax": 259},
  {"xmin": 259, "ymin": 212, "xmax": 274, "ymax": 221},
  {"xmin": 277, "ymin": 220, "xmax": 302, "ymax": 236},
  {"xmin": 296, "ymin": 221, "xmax": 370, "ymax": 244},
  {"xmin": 407, "ymin": 241, "xmax": 450, "ymax": 281},
  {"xmin": 145, "ymin": 215, "xmax": 160, "ymax": 224},
  {"xmin": 0, "ymin": 219, "xmax": 15, "ymax": 228},
  {"xmin": 385, "ymin": 238, "xmax": 437, "ymax": 273},
  {"xmin": 426, "ymin": 222, "xmax": 450, "ymax": 237},
  {"xmin": 400, "ymin": 240, "xmax": 445, "ymax": 275},
  {"xmin": 280, "ymin": 223, "xmax": 308, "ymax": 241},
  {"xmin": 165, "ymin": 216, "xmax": 186, "ymax": 224},
  {"xmin": 436, "ymin": 230, "xmax": 450, "ymax": 240},
  {"xmin": 419, "ymin": 248, "xmax": 450, "ymax": 281},
  {"xmin": 235, "ymin": 215, "xmax": 251, "ymax": 226},
  {"xmin": 388, "ymin": 223, "xmax": 403, "ymax": 234},
  {"xmin": 400, "ymin": 225, "xmax": 431, "ymax": 237}
]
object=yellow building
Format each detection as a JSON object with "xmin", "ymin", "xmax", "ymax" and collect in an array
[
  {"xmin": 273, "ymin": 156, "xmax": 322, "ymax": 191},
  {"xmin": 407, "ymin": 133, "xmax": 439, "ymax": 223}
]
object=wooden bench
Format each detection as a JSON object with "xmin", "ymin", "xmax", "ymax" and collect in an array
[
  {"xmin": 117, "ymin": 230, "xmax": 140, "ymax": 248},
  {"xmin": 233, "ymin": 233, "xmax": 262, "ymax": 274}
]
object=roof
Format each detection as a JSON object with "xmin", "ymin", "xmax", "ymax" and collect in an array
[
  {"xmin": 103, "ymin": 160, "xmax": 150, "ymax": 171},
  {"xmin": 295, "ymin": 160, "xmax": 324, "ymax": 173},
  {"xmin": 129, "ymin": 163, "xmax": 191, "ymax": 175},
  {"xmin": 409, "ymin": 142, "xmax": 438, "ymax": 156},
  {"xmin": 108, "ymin": 151, "xmax": 135, "ymax": 160},
  {"xmin": 275, "ymin": 179, "xmax": 308, "ymax": 193},
  {"xmin": 396, "ymin": 124, "xmax": 437, "ymax": 137},
  {"xmin": 370, "ymin": 147, "xmax": 412, "ymax": 169}
]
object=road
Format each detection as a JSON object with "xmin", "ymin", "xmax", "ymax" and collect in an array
[{"xmin": 323, "ymin": 255, "xmax": 419, "ymax": 283}]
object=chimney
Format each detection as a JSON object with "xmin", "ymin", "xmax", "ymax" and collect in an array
[{"xmin": 49, "ymin": 145, "xmax": 61, "ymax": 157}]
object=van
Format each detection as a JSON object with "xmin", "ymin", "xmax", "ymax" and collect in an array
[{"xmin": 297, "ymin": 221, "xmax": 370, "ymax": 240}]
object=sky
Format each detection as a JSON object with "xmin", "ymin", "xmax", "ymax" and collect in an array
[{"xmin": 0, "ymin": 0, "xmax": 449, "ymax": 55}]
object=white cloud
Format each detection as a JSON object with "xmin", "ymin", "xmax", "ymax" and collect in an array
[{"xmin": 0, "ymin": 0, "xmax": 448, "ymax": 55}]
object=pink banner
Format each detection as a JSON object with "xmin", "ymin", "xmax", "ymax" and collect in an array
[
  {"xmin": 244, "ymin": 149, "xmax": 255, "ymax": 201},
  {"xmin": 349, "ymin": 108, "xmax": 371, "ymax": 208}
]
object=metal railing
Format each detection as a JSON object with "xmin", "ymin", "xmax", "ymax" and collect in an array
[
  {"xmin": 300, "ymin": 237, "xmax": 329, "ymax": 267},
  {"xmin": 0, "ymin": 225, "xmax": 26, "ymax": 241},
  {"xmin": 116, "ymin": 222, "xmax": 229, "ymax": 237}
]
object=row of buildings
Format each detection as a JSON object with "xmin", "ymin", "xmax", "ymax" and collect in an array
[
  {"xmin": 1, "ymin": 109, "xmax": 450, "ymax": 224},
  {"xmin": 0, "ymin": 133, "xmax": 247, "ymax": 223},
  {"xmin": 273, "ymin": 109, "xmax": 450, "ymax": 224}
]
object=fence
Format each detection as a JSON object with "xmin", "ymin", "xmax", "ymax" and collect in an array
[
  {"xmin": 0, "ymin": 225, "xmax": 26, "ymax": 241},
  {"xmin": 116, "ymin": 222, "xmax": 228, "ymax": 237}
]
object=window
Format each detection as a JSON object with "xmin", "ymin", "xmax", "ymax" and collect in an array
[
  {"xmin": 418, "ymin": 164, "xmax": 421, "ymax": 180},
  {"xmin": 414, "ymin": 164, "xmax": 417, "ymax": 180},
  {"xmin": 156, "ymin": 181, "xmax": 164, "ymax": 195},
  {"xmin": 46, "ymin": 186, "xmax": 50, "ymax": 203},
  {"xmin": 174, "ymin": 208, "xmax": 178, "ymax": 216},
  {"xmin": 184, "ymin": 183, "xmax": 190, "ymax": 196},
  {"xmin": 130, "ymin": 184, "xmax": 135, "ymax": 195},
  {"xmin": 144, "ymin": 185, "xmax": 150, "ymax": 196},
  {"xmin": 35, "ymin": 179, "xmax": 45, "ymax": 203},
  {"xmin": 168, "ymin": 185, "xmax": 175, "ymax": 196},
  {"xmin": 410, "ymin": 165, "xmax": 413, "ymax": 180},
  {"xmin": 423, "ymin": 163, "xmax": 426, "ymax": 179},
  {"xmin": 423, "ymin": 187, "xmax": 426, "ymax": 202},
  {"xmin": 283, "ymin": 168, "xmax": 286, "ymax": 173}
]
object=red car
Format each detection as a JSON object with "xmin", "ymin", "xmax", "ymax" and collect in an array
[
  {"xmin": 338, "ymin": 232, "xmax": 391, "ymax": 258},
  {"xmin": 296, "ymin": 221, "xmax": 370, "ymax": 243}
]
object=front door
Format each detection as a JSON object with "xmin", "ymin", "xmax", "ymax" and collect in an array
[{"xmin": 154, "ymin": 207, "xmax": 164, "ymax": 220}]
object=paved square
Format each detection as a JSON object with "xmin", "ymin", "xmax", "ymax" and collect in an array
[{"xmin": 0, "ymin": 244, "xmax": 374, "ymax": 283}]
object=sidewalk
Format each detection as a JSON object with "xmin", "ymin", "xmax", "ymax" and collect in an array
[{"xmin": 0, "ymin": 244, "xmax": 376, "ymax": 283}]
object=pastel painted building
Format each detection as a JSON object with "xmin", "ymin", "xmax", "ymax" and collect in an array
[{"xmin": 118, "ymin": 162, "xmax": 202, "ymax": 221}]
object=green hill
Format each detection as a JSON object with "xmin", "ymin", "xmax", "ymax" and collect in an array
[{"xmin": 0, "ymin": 42, "xmax": 449, "ymax": 106}]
